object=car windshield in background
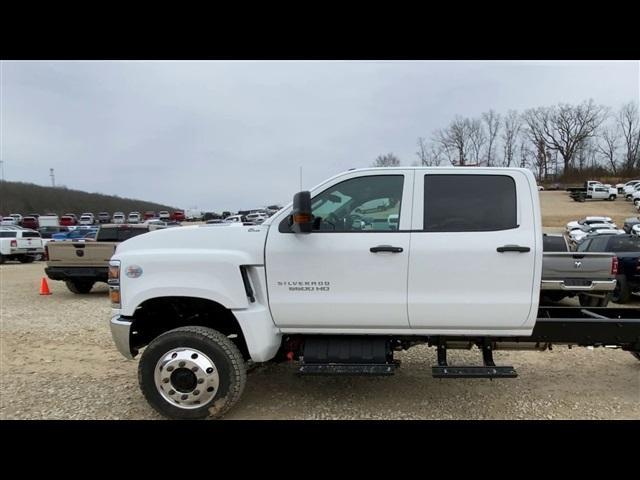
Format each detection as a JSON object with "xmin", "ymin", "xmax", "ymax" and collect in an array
[
  {"xmin": 607, "ymin": 237, "xmax": 640, "ymax": 252},
  {"xmin": 543, "ymin": 236, "xmax": 567, "ymax": 252},
  {"xmin": 97, "ymin": 227, "xmax": 147, "ymax": 242}
]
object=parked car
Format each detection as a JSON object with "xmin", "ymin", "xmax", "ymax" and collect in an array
[
  {"xmin": 577, "ymin": 234, "xmax": 640, "ymax": 303},
  {"xmin": 60, "ymin": 215, "xmax": 77, "ymax": 227},
  {"xmin": 223, "ymin": 214, "xmax": 244, "ymax": 223},
  {"xmin": 623, "ymin": 216, "xmax": 640, "ymax": 234},
  {"xmin": 171, "ymin": 210, "xmax": 185, "ymax": 222},
  {"xmin": 21, "ymin": 216, "xmax": 39, "ymax": 230},
  {"xmin": 79, "ymin": 214, "xmax": 95, "ymax": 226},
  {"xmin": 50, "ymin": 227, "xmax": 98, "ymax": 242},
  {"xmin": 38, "ymin": 215, "xmax": 60, "ymax": 228},
  {"xmin": 565, "ymin": 216, "xmax": 613, "ymax": 233},
  {"xmin": 0, "ymin": 228, "xmax": 44, "ymax": 263},
  {"xmin": 64, "ymin": 213, "xmax": 79, "ymax": 224},
  {"xmin": 144, "ymin": 211, "xmax": 156, "ymax": 220},
  {"xmin": 128, "ymin": 212, "xmax": 141, "ymax": 224},
  {"xmin": 45, "ymin": 224, "xmax": 151, "ymax": 293},
  {"xmin": 540, "ymin": 233, "xmax": 615, "ymax": 307},
  {"xmin": 1, "ymin": 216, "xmax": 18, "ymax": 226},
  {"xmin": 623, "ymin": 181, "xmax": 640, "ymax": 198},
  {"xmin": 158, "ymin": 211, "xmax": 170, "ymax": 221},
  {"xmin": 569, "ymin": 184, "xmax": 617, "ymax": 202},
  {"xmin": 9, "ymin": 214, "xmax": 23, "ymax": 225},
  {"xmin": 112, "ymin": 212, "xmax": 126, "ymax": 224},
  {"xmin": 569, "ymin": 223, "xmax": 624, "ymax": 245},
  {"xmin": 98, "ymin": 212, "xmax": 111, "ymax": 224},
  {"xmin": 39, "ymin": 226, "xmax": 70, "ymax": 239},
  {"xmin": 245, "ymin": 213, "xmax": 267, "ymax": 224}
]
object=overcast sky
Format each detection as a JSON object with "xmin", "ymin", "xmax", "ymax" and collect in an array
[{"xmin": 2, "ymin": 60, "xmax": 639, "ymax": 211}]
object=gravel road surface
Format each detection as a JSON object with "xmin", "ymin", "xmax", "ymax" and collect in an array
[{"xmin": 1, "ymin": 262, "xmax": 638, "ymax": 420}]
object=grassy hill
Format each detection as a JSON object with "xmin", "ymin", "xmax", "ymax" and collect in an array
[{"xmin": 0, "ymin": 181, "xmax": 178, "ymax": 217}]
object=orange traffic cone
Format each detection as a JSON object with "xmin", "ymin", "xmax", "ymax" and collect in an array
[{"xmin": 40, "ymin": 277, "xmax": 52, "ymax": 295}]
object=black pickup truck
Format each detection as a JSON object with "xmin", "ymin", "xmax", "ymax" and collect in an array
[{"xmin": 577, "ymin": 234, "xmax": 640, "ymax": 303}]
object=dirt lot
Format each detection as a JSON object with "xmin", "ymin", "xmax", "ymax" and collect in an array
[
  {"xmin": 1, "ymin": 193, "xmax": 639, "ymax": 420},
  {"xmin": 540, "ymin": 190, "xmax": 637, "ymax": 228}
]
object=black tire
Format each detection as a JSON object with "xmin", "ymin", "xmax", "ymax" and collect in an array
[
  {"xmin": 578, "ymin": 294, "xmax": 610, "ymax": 308},
  {"xmin": 611, "ymin": 275, "xmax": 631, "ymax": 304},
  {"xmin": 0, "ymin": 254, "xmax": 5, "ymax": 265},
  {"xmin": 540, "ymin": 293, "xmax": 566, "ymax": 305},
  {"xmin": 65, "ymin": 280, "xmax": 95, "ymax": 294},
  {"xmin": 138, "ymin": 326, "xmax": 247, "ymax": 420},
  {"xmin": 18, "ymin": 256, "xmax": 35, "ymax": 263},
  {"xmin": 608, "ymin": 195, "xmax": 616, "ymax": 201}
]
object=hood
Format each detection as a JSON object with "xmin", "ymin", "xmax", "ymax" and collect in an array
[{"xmin": 115, "ymin": 223, "xmax": 269, "ymax": 264}]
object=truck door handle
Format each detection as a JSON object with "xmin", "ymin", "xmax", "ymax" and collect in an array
[
  {"xmin": 370, "ymin": 245, "xmax": 403, "ymax": 253},
  {"xmin": 497, "ymin": 245, "xmax": 530, "ymax": 253}
]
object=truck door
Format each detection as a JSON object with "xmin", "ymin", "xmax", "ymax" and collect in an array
[
  {"xmin": 407, "ymin": 170, "xmax": 541, "ymax": 333},
  {"xmin": 265, "ymin": 170, "xmax": 414, "ymax": 330}
]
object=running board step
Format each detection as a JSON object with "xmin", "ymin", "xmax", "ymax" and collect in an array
[
  {"xmin": 299, "ymin": 363, "xmax": 396, "ymax": 376},
  {"xmin": 432, "ymin": 366, "xmax": 518, "ymax": 379}
]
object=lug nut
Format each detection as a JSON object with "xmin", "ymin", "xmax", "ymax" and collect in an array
[
  {"xmin": 191, "ymin": 353, "xmax": 198, "ymax": 359},
  {"xmin": 179, "ymin": 361, "xmax": 186, "ymax": 368},
  {"xmin": 206, "ymin": 367, "xmax": 214, "ymax": 374},
  {"xmin": 166, "ymin": 366, "xmax": 174, "ymax": 372},
  {"xmin": 163, "ymin": 378, "xmax": 169, "ymax": 383},
  {"xmin": 168, "ymin": 390, "xmax": 175, "ymax": 395},
  {"xmin": 197, "ymin": 378, "xmax": 204, "ymax": 384},
  {"xmin": 191, "ymin": 366, "xmax": 198, "ymax": 372},
  {"xmin": 193, "ymin": 390, "xmax": 200, "ymax": 396},
  {"xmin": 181, "ymin": 394, "xmax": 188, "ymax": 400}
]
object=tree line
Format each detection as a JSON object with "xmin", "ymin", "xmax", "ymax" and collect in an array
[
  {"xmin": 372, "ymin": 100, "xmax": 640, "ymax": 182},
  {"xmin": 0, "ymin": 181, "xmax": 178, "ymax": 216}
]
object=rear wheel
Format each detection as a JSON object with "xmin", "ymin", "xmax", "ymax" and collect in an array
[
  {"xmin": 608, "ymin": 195, "xmax": 616, "ymax": 201},
  {"xmin": 611, "ymin": 275, "xmax": 631, "ymax": 304},
  {"xmin": 65, "ymin": 280, "xmax": 95, "ymax": 294},
  {"xmin": 138, "ymin": 326, "xmax": 247, "ymax": 420},
  {"xmin": 18, "ymin": 256, "xmax": 35, "ymax": 263}
]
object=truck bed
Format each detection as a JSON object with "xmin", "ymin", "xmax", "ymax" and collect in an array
[{"xmin": 541, "ymin": 252, "xmax": 615, "ymax": 292}]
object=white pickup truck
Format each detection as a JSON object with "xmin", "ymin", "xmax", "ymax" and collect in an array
[
  {"xmin": 0, "ymin": 228, "xmax": 44, "ymax": 263},
  {"xmin": 109, "ymin": 167, "xmax": 640, "ymax": 419}
]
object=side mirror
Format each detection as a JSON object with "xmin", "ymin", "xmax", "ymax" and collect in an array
[{"xmin": 291, "ymin": 191, "xmax": 313, "ymax": 234}]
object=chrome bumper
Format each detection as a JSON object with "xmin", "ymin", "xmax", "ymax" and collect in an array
[
  {"xmin": 110, "ymin": 316, "xmax": 134, "ymax": 359},
  {"xmin": 540, "ymin": 279, "xmax": 617, "ymax": 292}
]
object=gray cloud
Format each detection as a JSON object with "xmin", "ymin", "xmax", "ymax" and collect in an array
[{"xmin": 2, "ymin": 60, "xmax": 638, "ymax": 211}]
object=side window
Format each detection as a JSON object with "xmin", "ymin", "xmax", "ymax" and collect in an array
[
  {"xmin": 309, "ymin": 175, "xmax": 404, "ymax": 232},
  {"xmin": 589, "ymin": 236, "xmax": 610, "ymax": 251},
  {"xmin": 577, "ymin": 239, "xmax": 592, "ymax": 251},
  {"xmin": 424, "ymin": 175, "xmax": 517, "ymax": 232}
]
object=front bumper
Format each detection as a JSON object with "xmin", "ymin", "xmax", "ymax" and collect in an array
[
  {"xmin": 540, "ymin": 279, "xmax": 617, "ymax": 292},
  {"xmin": 110, "ymin": 315, "xmax": 135, "ymax": 359}
]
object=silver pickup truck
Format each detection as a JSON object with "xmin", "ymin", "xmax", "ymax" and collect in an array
[{"xmin": 541, "ymin": 234, "xmax": 616, "ymax": 307}]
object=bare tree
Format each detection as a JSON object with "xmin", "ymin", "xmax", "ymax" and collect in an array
[
  {"xmin": 522, "ymin": 100, "xmax": 609, "ymax": 174},
  {"xmin": 617, "ymin": 101, "xmax": 640, "ymax": 172},
  {"xmin": 416, "ymin": 137, "xmax": 429, "ymax": 166},
  {"xmin": 416, "ymin": 138, "xmax": 446, "ymax": 166},
  {"xmin": 482, "ymin": 110, "xmax": 501, "ymax": 166},
  {"xmin": 372, "ymin": 153, "xmax": 401, "ymax": 167},
  {"xmin": 597, "ymin": 126, "xmax": 620, "ymax": 174},
  {"xmin": 434, "ymin": 116, "xmax": 473, "ymax": 166},
  {"xmin": 468, "ymin": 118, "xmax": 487, "ymax": 165},
  {"xmin": 501, "ymin": 110, "xmax": 522, "ymax": 167}
]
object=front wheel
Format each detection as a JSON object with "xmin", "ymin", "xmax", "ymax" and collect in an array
[
  {"xmin": 65, "ymin": 280, "xmax": 95, "ymax": 294},
  {"xmin": 608, "ymin": 195, "xmax": 616, "ymax": 201},
  {"xmin": 138, "ymin": 326, "xmax": 247, "ymax": 420}
]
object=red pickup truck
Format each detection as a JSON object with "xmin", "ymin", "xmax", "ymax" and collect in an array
[{"xmin": 171, "ymin": 210, "xmax": 185, "ymax": 221}]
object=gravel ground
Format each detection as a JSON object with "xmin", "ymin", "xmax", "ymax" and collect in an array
[{"xmin": 1, "ymin": 262, "xmax": 639, "ymax": 420}]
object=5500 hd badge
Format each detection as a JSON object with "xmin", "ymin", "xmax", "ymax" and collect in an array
[{"xmin": 277, "ymin": 281, "xmax": 330, "ymax": 292}]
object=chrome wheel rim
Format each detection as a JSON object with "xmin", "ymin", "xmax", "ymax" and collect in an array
[{"xmin": 154, "ymin": 348, "xmax": 220, "ymax": 410}]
